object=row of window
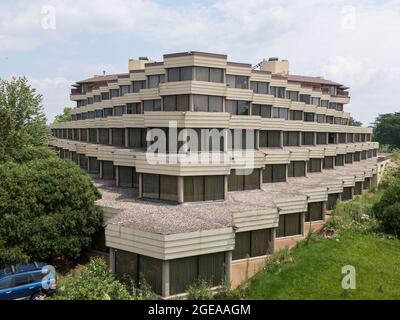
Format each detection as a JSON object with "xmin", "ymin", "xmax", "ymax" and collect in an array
[{"xmin": 74, "ymin": 98, "xmax": 348, "ymax": 123}]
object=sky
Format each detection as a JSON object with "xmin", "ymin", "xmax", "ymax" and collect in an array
[{"xmin": 1, "ymin": 0, "xmax": 399, "ymax": 125}]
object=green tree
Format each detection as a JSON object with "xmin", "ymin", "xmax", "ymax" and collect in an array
[
  {"xmin": 0, "ymin": 77, "xmax": 50, "ymax": 160},
  {"xmin": 0, "ymin": 107, "xmax": 16, "ymax": 161},
  {"xmin": 373, "ymin": 113, "xmax": 400, "ymax": 149},
  {"xmin": 53, "ymin": 107, "xmax": 72, "ymax": 123},
  {"xmin": 0, "ymin": 153, "xmax": 103, "ymax": 265},
  {"xmin": 349, "ymin": 116, "xmax": 363, "ymax": 127}
]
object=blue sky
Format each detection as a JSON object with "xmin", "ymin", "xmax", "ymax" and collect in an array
[{"xmin": 1, "ymin": 0, "xmax": 399, "ymax": 124}]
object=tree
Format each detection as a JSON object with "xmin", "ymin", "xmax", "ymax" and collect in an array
[
  {"xmin": 373, "ymin": 113, "xmax": 400, "ymax": 149},
  {"xmin": 0, "ymin": 77, "xmax": 50, "ymax": 160},
  {"xmin": 349, "ymin": 117, "xmax": 363, "ymax": 127},
  {"xmin": 0, "ymin": 153, "xmax": 103, "ymax": 266},
  {"xmin": 53, "ymin": 107, "xmax": 72, "ymax": 123}
]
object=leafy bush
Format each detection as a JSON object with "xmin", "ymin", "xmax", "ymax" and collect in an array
[
  {"xmin": 0, "ymin": 152, "xmax": 102, "ymax": 267},
  {"xmin": 52, "ymin": 258, "xmax": 132, "ymax": 300},
  {"xmin": 187, "ymin": 279, "xmax": 214, "ymax": 300}
]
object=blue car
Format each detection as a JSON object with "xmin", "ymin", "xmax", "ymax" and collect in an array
[{"xmin": 0, "ymin": 262, "xmax": 57, "ymax": 300}]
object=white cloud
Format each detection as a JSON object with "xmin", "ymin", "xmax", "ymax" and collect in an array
[{"xmin": 1, "ymin": 0, "xmax": 400, "ymax": 124}]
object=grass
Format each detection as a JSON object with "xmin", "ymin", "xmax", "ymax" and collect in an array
[{"xmin": 243, "ymin": 230, "xmax": 400, "ymax": 300}]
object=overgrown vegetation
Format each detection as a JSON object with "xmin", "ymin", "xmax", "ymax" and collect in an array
[
  {"xmin": 51, "ymin": 258, "xmax": 157, "ymax": 300},
  {"xmin": 0, "ymin": 77, "xmax": 103, "ymax": 268},
  {"xmin": 373, "ymin": 112, "xmax": 400, "ymax": 149}
]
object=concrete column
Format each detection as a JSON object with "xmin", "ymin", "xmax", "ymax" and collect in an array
[
  {"xmin": 138, "ymin": 173, "xmax": 143, "ymax": 197},
  {"xmin": 124, "ymin": 128, "xmax": 129, "ymax": 148},
  {"xmin": 280, "ymin": 131, "xmax": 284, "ymax": 148},
  {"xmin": 96, "ymin": 128, "xmax": 100, "ymax": 144},
  {"xmin": 301, "ymin": 212, "xmax": 306, "ymax": 236},
  {"xmin": 109, "ymin": 129, "xmax": 113, "ymax": 145},
  {"xmin": 224, "ymin": 175, "xmax": 229, "ymax": 199},
  {"xmin": 115, "ymin": 166, "xmax": 120, "ymax": 187},
  {"xmin": 270, "ymin": 228, "xmax": 276, "ymax": 254},
  {"xmin": 259, "ymin": 169, "xmax": 263, "ymax": 188},
  {"xmin": 177, "ymin": 176, "xmax": 184, "ymax": 204},
  {"xmin": 162, "ymin": 260, "xmax": 170, "ymax": 298},
  {"xmin": 189, "ymin": 95, "xmax": 194, "ymax": 112},
  {"xmin": 313, "ymin": 132, "xmax": 317, "ymax": 146},
  {"xmin": 305, "ymin": 161, "xmax": 308, "ymax": 178},
  {"xmin": 322, "ymin": 201, "xmax": 327, "ymax": 221},
  {"xmin": 285, "ymin": 163, "xmax": 289, "ymax": 180},
  {"xmin": 224, "ymin": 251, "xmax": 232, "ymax": 286},
  {"xmin": 99, "ymin": 161, "xmax": 103, "ymax": 178},
  {"xmin": 109, "ymin": 248, "xmax": 116, "ymax": 273},
  {"xmin": 255, "ymin": 130, "xmax": 259, "ymax": 149},
  {"xmin": 87, "ymin": 158, "xmax": 91, "ymax": 174},
  {"xmin": 298, "ymin": 132, "xmax": 302, "ymax": 147},
  {"xmin": 87, "ymin": 129, "xmax": 90, "ymax": 142}
]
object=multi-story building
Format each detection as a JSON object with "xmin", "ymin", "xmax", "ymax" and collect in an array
[{"xmin": 49, "ymin": 51, "xmax": 379, "ymax": 298}]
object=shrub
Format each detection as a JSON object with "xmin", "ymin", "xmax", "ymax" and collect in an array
[
  {"xmin": 52, "ymin": 258, "xmax": 132, "ymax": 300},
  {"xmin": 0, "ymin": 154, "xmax": 102, "ymax": 267},
  {"xmin": 187, "ymin": 279, "xmax": 214, "ymax": 300},
  {"xmin": 264, "ymin": 247, "xmax": 293, "ymax": 273}
]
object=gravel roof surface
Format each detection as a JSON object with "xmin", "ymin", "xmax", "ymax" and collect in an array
[{"xmin": 95, "ymin": 159, "xmax": 377, "ymax": 235}]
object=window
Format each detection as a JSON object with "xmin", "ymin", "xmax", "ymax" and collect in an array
[
  {"xmin": 94, "ymin": 95, "xmax": 101, "ymax": 103},
  {"xmin": 128, "ymin": 128, "xmax": 147, "ymax": 148},
  {"xmin": 89, "ymin": 157, "xmax": 100, "ymax": 174},
  {"xmin": 342, "ymin": 187, "xmax": 353, "ymax": 201},
  {"xmin": 329, "ymin": 86, "xmax": 338, "ymax": 96},
  {"xmin": 225, "ymin": 100, "xmax": 250, "ymax": 115},
  {"xmin": 328, "ymin": 132, "xmax": 337, "ymax": 144},
  {"xmin": 345, "ymin": 153, "xmax": 353, "ymax": 164},
  {"xmin": 288, "ymin": 161, "xmax": 306, "ymax": 177},
  {"xmin": 80, "ymin": 129, "xmax": 87, "ymax": 142},
  {"xmin": 112, "ymin": 128, "xmax": 125, "ymax": 146},
  {"xmin": 361, "ymin": 150, "xmax": 367, "ymax": 160},
  {"xmin": 233, "ymin": 229, "xmax": 273, "ymax": 260},
  {"xmin": 228, "ymin": 169, "xmax": 260, "ymax": 191},
  {"xmin": 193, "ymin": 95, "xmax": 223, "ymax": 112},
  {"xmin": 142, "ymin": 174, "xmax": 178, "ymax": 202},
  {"xmin": 299, "ymin": 94, "xmax": 311, "ymax": 104},
  {"xmin": 259, "ymin": 131, "xmax": 281, "ymax": 148},
  {"xmin": 289, "ymin": 110, "xmax": 303, "ymax": 121},
  {"xmin": 89, "ymin": 128, "xmax": 97, "ymax": 143},
  {"xmin": 73, "ymin": 129, "xmax": 79, "ymax": 141},
  {"xmin": 347, "ymin": 133, "xmax": 354, "ymax": 143},
  {"xmin": 228, "ymin": 129, "xmax": 256, "ymax": 150},
  {"xmin": 143, "ymin": 99, "xmax": 161, "ymax": 112},
  {"xmin": 337, "ymin": 104, "xmax": 344, "ymax": 111},
  {"xmin": 307, "ymin": 158, "xmax": 322, "ymax": 173},
  {"xmin": 110, "ymin": 89, "xmax": 119, "ymax": 98},
  {"xmin": 355, "ymin": 181, "xmax": 362, "ymax": 195},
  {"xmin": 184, "ymin": 176, "xmax": 224, "ymax": 202},
  {"xmin": 338, "ymin": 133, "xmax": 346, "ymax": 143},
  {"xmin": 250, "ymin": 81, "xmax": 269, "ymax": 94},
  {"xmin": 316, "ymin": 132, "xmax": 327, "ymax": 145},
  {"xmin": 226, "ymin": 75, "xmax": 249, "ymax": 89},
  {"xmin": 276, "ymin": 213, "xmax": 302, "ymax": 238},
  {"xmin": 272, "ymin": 107, "xmax": 289, "ymax": 119},
  {"xmin": 95, "ymin": 110, "xmax": 103, "ymax": 118},
  {"xmin": 335, "ymin": 154, "xmax": 345, "ymax": 166},
  {"xmin": 169, "ymin": 253, "xmax": 225, "ymax": 295},
  {"xmin": 327, "ymin": 193, "xmax": 340, "ymax": 210},
  {"xmin": 323, "ymin": 156, "xmax": 335, "ymax": 169},
  {"xmin": 87, "ymin": 97, "xmax": 94, "ymax": 105},
  {"xmin": 283, "ymin": 132, "xmax": 300, "ymax": 146},
  {"xmin": 127, "ymin": 103, "xmax": 141, "ymax": 114},
  {"xmin": 363, "ymin": 178, "xmax": 371, "ymax": 190},
  {"xmin": 311, "ymin": 97, "xmax": 320, "ymax": 106},
  {"xmin": 81, "ymin": 112, "xmax": 88, "ymax": 120},
  {"xmin": 304, "ymin": 112, "xmax": 315, "ymax": 122},
  {"xmin": 104, "ymin": 108, "xmax": 113, "ymax": 117},
  {"xmin": 163, "ymin": 95, "xmax": 190, "ymax": 111},
  {"xmin": 286, "ymin": 91, "xmax": 299, "ymax": 101},
  {"xmin": 263, "ymin": 164, "xmax": 286, "ymax": 183},
  {"xmin": 88, "ymin": 111, "xmax": 95, "ymax": 119},
  {"xmin": 114, "ymin": 105, "xmax": 126, "ymax": 116},
  {"xmin": 99, "ymin": 129, "xmax": 109, "ymax": 144},
  {"xmin": 316, "ymin": 114, "xmax": 325, "ymax": 123},
  {"xmin": 194, "ymin": 67, "xmax": 224, "ymax": 83},
  {"xmin": 334, "ymin": 117, "xmax": 341, "ymax": 125},
  {"xmin": 132, "ymin": 80, "xmax": 146, "ymax": 92},
  {"xmin": 102, "ymin": 161, "xmax": 114, "ymax": 179},
  {"xmin": 252, "ymin": 104, "xmax": 271, "ymax": 118},
  {"xmin": 321, "ymin": 100, "xmax": 329, "ymax": 108},
  {"xmin": 148, "ymin": 74, "xmax": 165, "ymax": 88},
  {"xmin": 306, "ymin": 202, "xmax": 323, "ymax": 222},
  {"xmin": 270, "ymin": 86, "xmax": 285, "ymax": 98},
  {"xmin": 120, "ymin": 85, "xmax": 131, "ymax": 96},
  {"xmin": 326, "ymin": 116, "xmax": 334, "ymax": 124},
  {"xmin": 167, "ymin": 67, "xmax": 193, "ymax": 82},
  {"xmin": 302, "ymin": 132, "xmax": 314, "ymax": 145},
  {"xmin": 329, "ymin": 102, "xmax": 337, "ymax": 110}
]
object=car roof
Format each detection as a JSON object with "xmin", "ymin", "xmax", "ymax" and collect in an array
[{"xmin": 0, "ymin": 262, "xmax": 47, "ymax": 279}]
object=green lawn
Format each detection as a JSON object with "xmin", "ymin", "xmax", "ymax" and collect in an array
[{"xmin": 244, "ymin": 230, "xmax": 400, "ymax": 300}]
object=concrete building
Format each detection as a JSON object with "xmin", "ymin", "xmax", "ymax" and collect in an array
[{"xmin": 49, "ymin": 51, "xmax": 379, "ymax": 298}]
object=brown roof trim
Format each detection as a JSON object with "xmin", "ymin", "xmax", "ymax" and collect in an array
[
  {"xmin": 163, "ymin": 51, "xmax": 227, "ymax": 60},
  {"xmin": 117, "ymin": 74, "xmax": 130, "ymax": 79},
  {"xmin": 271, "ymin": 74, "xmax": 287, "ymax": 80},
  {"xmin": 145, "ymin": 61, "xmax": 164, "ymax": 67},
  {"xmin": 129, "ymin": 69, "xmax": 145, "ymax": 74},
  {"xmin": 227, "ymin": 61, "xmax": 252, "ymax": 68},
  {"xmin": 251, "ymin": 70, "xmax": 272, "ymax": 75},
  {"xmin": 287, "ymin": 74, "xmax": 343, "ymax": 87}
]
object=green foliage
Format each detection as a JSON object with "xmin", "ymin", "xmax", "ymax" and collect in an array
[
  {"xmin": 0, "ymin": 241, "xmax": 29, "ymax": 268},
  {"xmin": 187, "ymin": 279, "xmax": 214, "ymax": 300},
  {"xmin": 349, "ymin": 116, "xmax": 363, "ymax": 127},
  {"xmin": 52, "ymin": 258, "xmax": 133, "ymax": 300},
  {"xmin": 0, "ymin": 151, "xmax": 102, "ymax": 266},
  {"xmin": 373, "ymin": 173, "xmax": 400, "ymax": 237},
  {"xmin": 12, "ymin": 145, "xmax": 58, "ymax": 163},
  {"xmin": 53, "ymin": 107, "xmax": 72, "ymax": 124},
  {"xmin": 0, "ymin": 77, "xmax": 50, "ymax": 161},
  {"xmin": 373, "ymin": 112, "xmax": 400, "ymax": 149}
]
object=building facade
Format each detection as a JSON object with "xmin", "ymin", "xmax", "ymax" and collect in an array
[{"xmin": 49, "ymin": 51, "xmax": 379, "ymax": 298}]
